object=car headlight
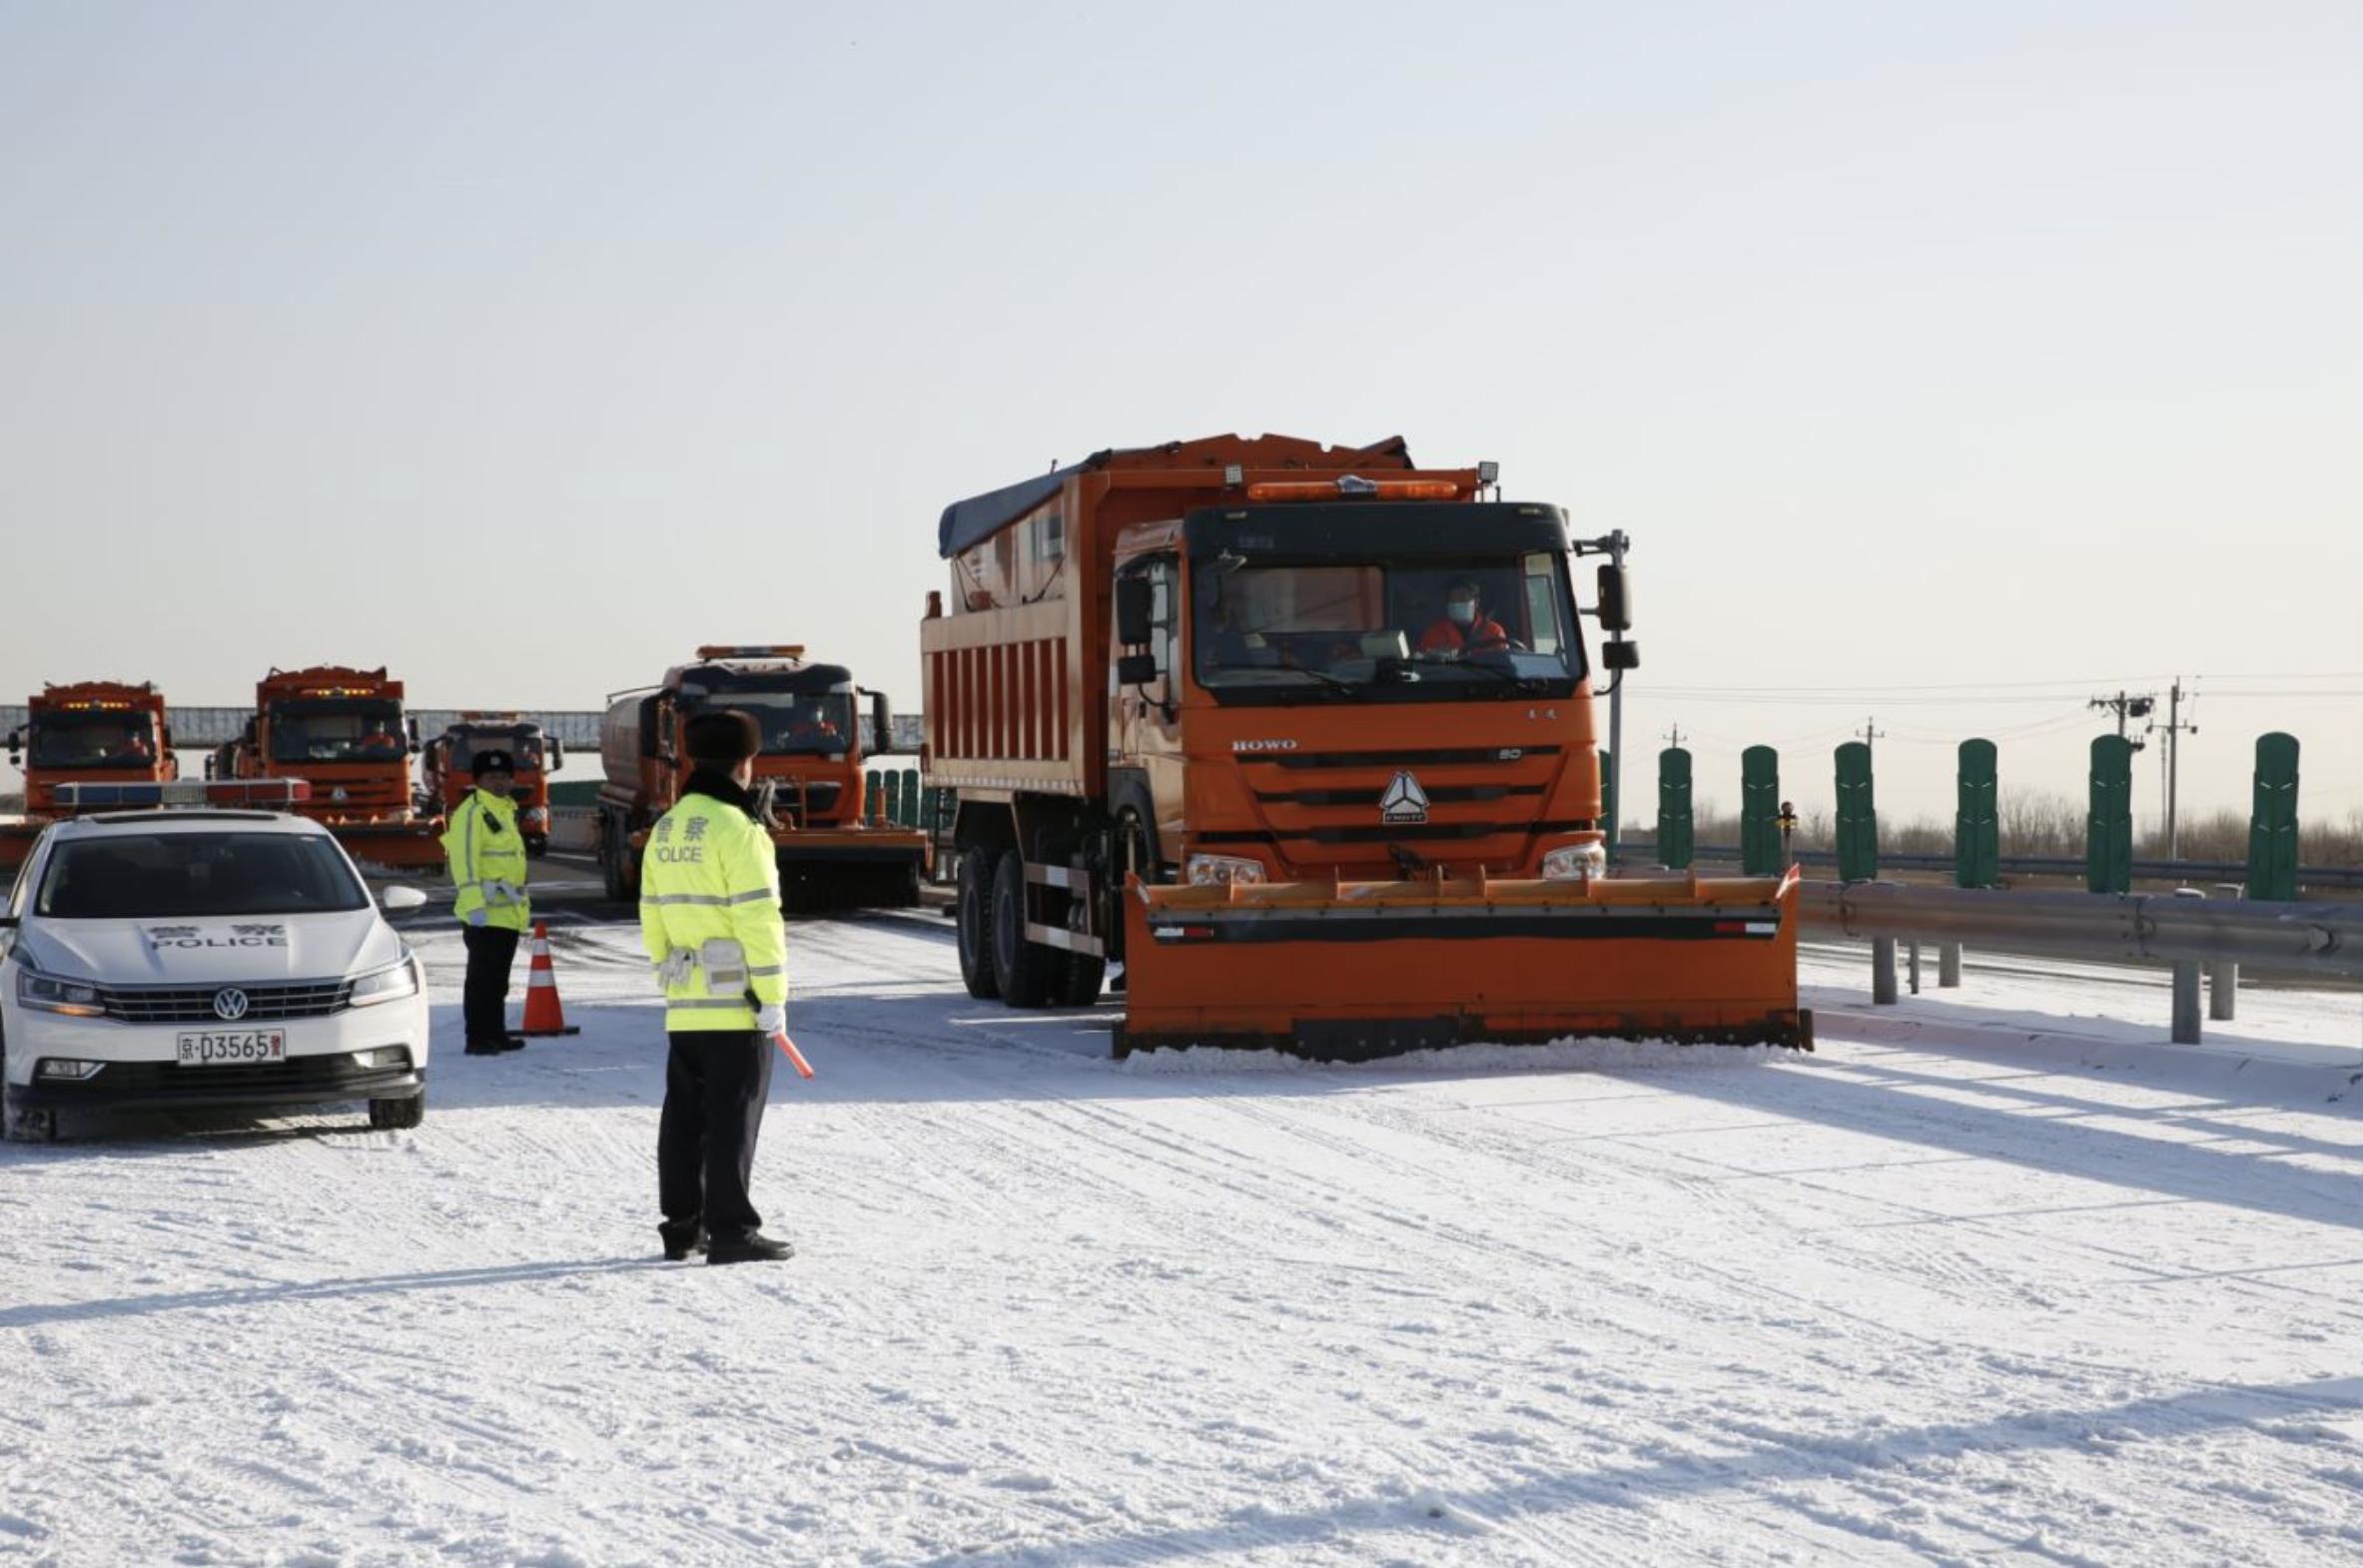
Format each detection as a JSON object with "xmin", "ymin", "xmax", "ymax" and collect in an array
[
  {"xmin": 1185, "ymin": 854, "xmax": 1267, "ymax": 886},
  {"xmin": 17, "ymin": 969, "xmax": 108, "ymax": 1018},
  {"xmin": 1541, "ymin": 842, "xmax": 1608, "ymax": 881},
  {"xmin": 348, "ymin": 956, "xmax": 421, "ymax": 1008}
]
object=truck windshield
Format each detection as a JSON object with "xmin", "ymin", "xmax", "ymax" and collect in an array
[
  {"xmin": 450, "ymin": 730, "xmax": 544, "ymax": 771},
  {"xmin": 28, "ymin": 711, "xmax": 159, "ymax": 770},
  {"xmin": 269, "ymin": 701, "xmax": 407, "ymax": 764},
  {"xmin": 37, "ymin": 832, "xmax": 370, "ymax": 919},
  {"xmin": 700, "ymin": 693, "xmax": 856, "ymax": 757},
  {"xmin": 1194, "ymin": 552, "xmax": 1582, "ymax": 700}
]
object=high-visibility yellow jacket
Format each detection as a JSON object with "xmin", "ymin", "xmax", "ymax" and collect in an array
[
  {"xmin": 638, "ymin": 786, "xmax": 787, "ymax": 1032},
  {"xmin": 442, "ymin": 788, "xmax": 531, "ymax": 931}
]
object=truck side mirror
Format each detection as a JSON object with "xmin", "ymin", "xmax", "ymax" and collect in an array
[
  {"xmin": 1595, "ymin": 563, "xmax": 1632, "ymax": 633},
  {"xmin": 1117, "ymin": 651, "xmax": 1160, "ymax": 687},
  {"xmin": 870, "ymin": 691, "xmax": 893, "ymax": 754},
  {"xmin": 1116, "ymin": 577, "xmax": 1155, "ymax": 647},
  {"xmin": 547, "ymin": 737, "xmax": 565, "ymax": 770},
  {"xmin": 1602, "ymin": 640, "xmax": 1640, "ymax": 672},
  {"xmin": 5, "ymin": 727, "xmax": 19, "ymax": 768}
]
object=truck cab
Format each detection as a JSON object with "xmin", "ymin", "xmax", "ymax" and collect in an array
[
  {"xmin": 421, "ymin": 713, "xmax": 561, "ymax": 856},
  {"xmin": 224, "ymin": 667, "xmax": 443, "ymax": 871},
  {"xmin": 2, "ymin": 682, "xmax": 180, "ymax": 869}
]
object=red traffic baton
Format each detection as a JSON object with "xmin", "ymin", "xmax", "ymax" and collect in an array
[{"xmin": 771, "ymin": 1031, "xmax": 815, "ymax": 1080}]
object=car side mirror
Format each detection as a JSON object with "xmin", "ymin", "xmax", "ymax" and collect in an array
[
  {"xmin": 1116, "ymin": 577, "xmax": 1155, "ymax": 646},
  {"xmin": 1595, "ymin": 563, "xmax": 1632, "ymax": 633},
  {"xmin": 380, "ymin": 886, "xmax": 429, "ymax": 912},
  {"xmin": 1602, "ymin": 640, "xmax": 1640, "ymax": 672},
  {"xmin": 1117, "ymin": 651, "xmax": 1160, "ymax": 687}
]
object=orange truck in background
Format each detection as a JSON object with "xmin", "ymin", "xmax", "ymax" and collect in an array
[
  {"xmin": 2, "ymin": 681, "xmax": 179, "ymax": 868},
  {"xmin": 420, "ymin": 713, "xmax": 562, "ymax": 857},
  {"xmin": 921, "ymin": 432, "xmax": 1808, "ymax": 1059},
  {"xmin": 597, "ymin": 646, "xmax": 929, "ymax": 910},
  {"xmin": 216, "ymin": 666, "xmax": 444, "ymax": 871}
]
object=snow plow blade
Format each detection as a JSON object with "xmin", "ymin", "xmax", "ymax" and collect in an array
[
  {"xmin": 329, "ymin": 823, "xmax": 447, "ymax": 873},
  {"xmin": 1115, "ymin": 868, "xmax": 1811, "ymax": 1061}
]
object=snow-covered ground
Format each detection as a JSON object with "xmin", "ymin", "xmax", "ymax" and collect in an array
[{"xmin": 3, "ymin": 914, "xmax": 2358, "ymax": 1567}]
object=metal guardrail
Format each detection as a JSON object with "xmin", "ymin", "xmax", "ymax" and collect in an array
[
  {"xmin": 1639, "ymin": 841, "xmax": 2363, "ymax": 892},
  {"xmin": 1797, "ymin": 878, "xmax": 2362, "ymax": 1046},
  {"xmin": 1, "ymin": 707, "xmax": 929, "ymax": 755}
]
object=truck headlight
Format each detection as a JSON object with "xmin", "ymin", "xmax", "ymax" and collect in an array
[
  {"xmin": 348, "ymin": 956, "xmax": 421, "ymax": 1008},
  {"xmin": 1185, "ymin": 854, "xmax": 1267, "ymax": 886},
  {"xmin": 1541, "ymin": 842, "xmax": 1607, "ymax": 881},
  {"xmin": 17, "ymin": 970, "xmax": 108, "ymax": 1018}
]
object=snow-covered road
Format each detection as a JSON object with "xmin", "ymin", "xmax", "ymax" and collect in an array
[{"xmin": 3, "ymin": 914, "xmax": 2358, "ymax": 1567}]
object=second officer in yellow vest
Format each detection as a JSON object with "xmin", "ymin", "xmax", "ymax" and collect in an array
[
  {"xmin": 638, "ymin": 710, "xmax": 793, "ymax": 1265},
  {"xmin": 442, "ymin": 749, "xmax": 531, "ymax": 1056}
]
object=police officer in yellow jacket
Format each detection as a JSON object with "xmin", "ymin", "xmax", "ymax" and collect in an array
[
  {"xmin": 639, "ymin": 710, "xmax": 793, "ymax": 1265},
  {"xmin": 441, "ymin": 749, "xmax": 531, "ymax": 1056}
]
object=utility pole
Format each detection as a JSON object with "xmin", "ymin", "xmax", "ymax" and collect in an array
[
  {"xmin": 1856, "ymin": 717, "xmax": 1885, "ymax": 752},
  {"xmin": 1663, "ymin": 723, "xmax": 1685, "ymax": 749},
  {"xmin": 2088, "ymin": 690, "xmax": 2154, "ymax": 750},
  {"xmin": 2155, "ymin": 676, "xmax": 2198, "ymax": 857}
]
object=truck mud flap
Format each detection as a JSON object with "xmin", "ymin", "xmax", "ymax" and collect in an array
[{"xmin": 1116, "ymin": 868, "xmax": 1811, "ymax": 1062}]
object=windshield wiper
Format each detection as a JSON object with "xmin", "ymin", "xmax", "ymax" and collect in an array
[{"xmin": 1204, "ymin": 662, "xmax": 1358, "ymax": 697}]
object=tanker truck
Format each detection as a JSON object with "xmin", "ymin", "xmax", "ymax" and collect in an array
[
  {"xmin": 217, "ymin": 666, "xmax": 444, "ymax": 871},
  {"xmin": 2, "ymin": 681, "xmax": 180, "ymax": 868},
  {"xmin": 596, "ymin": 646, "xmax": 929, "ymax": 910},
  {"xmin": 920, "ymin": 432, "xmax": 1808, "ymax": 1059}
]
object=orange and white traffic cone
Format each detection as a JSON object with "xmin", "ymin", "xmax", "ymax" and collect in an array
[{"xmin": 519, "ymin": 921, "xmax": 581, "ymax": 1037}]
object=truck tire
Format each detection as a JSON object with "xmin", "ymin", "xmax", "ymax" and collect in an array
[
  {"xmin": 956, "ymin": 847, "xmax": 1001, "ymax": 1000},
  {"xmin": 991, "ymin": 848, "xmax": 1053, "ymax": 1008},
  {"xmin": 368, "ymin": 1091, "xmax": 425, "ymax": 1131},
  {"xmin": 599, "ymin": 817, "xmax": 627, "ymax": 903}
]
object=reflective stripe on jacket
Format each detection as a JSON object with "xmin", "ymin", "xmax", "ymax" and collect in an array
[
  {"xmin": 441, "ymin": 789, "xmax": 531, "ymax": 931},
  {"xmin": 637, "ymin": 789, "xmax": 787, "ymax": 1032}
]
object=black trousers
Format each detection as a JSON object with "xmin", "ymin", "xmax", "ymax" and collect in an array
[
  {"xmin": 658, "ymin": 1030, "xmax": 774, "ymax": 1242},
  {"xmin": 459, "ymin": 924, "xmax": 521, "ymax": 1047}
]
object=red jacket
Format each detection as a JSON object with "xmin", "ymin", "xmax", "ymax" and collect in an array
[{"xmin": 1417, "ymin": 616, "xmax": 1509, "ymax": 654}]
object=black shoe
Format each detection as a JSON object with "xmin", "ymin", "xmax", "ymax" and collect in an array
[
  {"xmin": 658, "ymin": 1222, "xmax": 708, "ymax": 1261},
  {"xmin": 463, "ymin": 1042, "xmax": 504, "ymax": 1056},
  {"xmin": 498, "ymin": 1035, "xmax": 527, "ymax": 1052},
  {"xmin": 706, "ymin": 1232, "xmax": 793, "ymax": 1265}
]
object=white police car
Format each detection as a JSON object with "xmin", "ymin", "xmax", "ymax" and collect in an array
[{"xmin": 0, "ymin": 782, "xmax": 431, "ymax": 1142}]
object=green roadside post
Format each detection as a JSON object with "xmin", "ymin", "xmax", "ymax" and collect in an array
[
  {"xmin": 1834, "ymin": 741, "xmax": 1878, "ymax": 883},
  {"xmin": 2246, "ymin": 733, "xmax": 2300, "ymax": 902},
  {"xmin": 865, "ymin": 769, "xmax": 883, "ymax": 824},
  {"xmin": 1740, "ymin": 746, "xmax": 1781, "ymax": 876},
  {"xmin": 1656, "ymin": 747, "xmax": 1694, "ymax": 870},
  {"xmin": 1956, "ymin": 738, "xmax": 1999, "ymax": 889},
  {"xmin": 2086, "ymin": 734, "xmax": 2134, "ymax": 895}
]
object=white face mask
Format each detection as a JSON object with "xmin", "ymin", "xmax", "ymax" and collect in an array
[{"xmin": 1447, "ymin": 599, "xmax": 1477, "ymax": 625}]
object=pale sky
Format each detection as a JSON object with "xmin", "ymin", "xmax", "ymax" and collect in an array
[{"xmin": 4, "ymin": 1, "xmax": 2357, "ymax": 833}]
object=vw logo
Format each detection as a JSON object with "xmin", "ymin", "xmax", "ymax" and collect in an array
[{"xmin": 212, "ymin": 987, "xmax": 251, "ymax": 1022}]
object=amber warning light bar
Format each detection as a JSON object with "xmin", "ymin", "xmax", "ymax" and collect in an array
[{"xmin": 1244, "ymin": 475, "xmax": 1466, "ymax": 503}]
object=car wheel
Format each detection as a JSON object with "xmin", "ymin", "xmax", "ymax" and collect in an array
[
  {"xmin": 956, "ymin": 847, "xmax": 1000, "ymax": 1000},
  {"xmin": 991, "ymin": 848, "xmax": 1053, "ymax": 1008},
  {"xmin": 369, "ymin": 1092, "xmax": 424, "ymax": 1131}
]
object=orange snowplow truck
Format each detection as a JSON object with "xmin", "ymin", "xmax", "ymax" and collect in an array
[
  {"xmin": 597, "ymin": 646, "xmax": 929, "ymax": 910},
  {"xmin": 420, "ymin": 713, "xmax": 562, "ymax": 857},
  {"xmin": 2, "ymin": 682, "xmax": 179, "ymax": 868},
  {"xmin": 922, "ymin": 433, "xmax": 1809, "ymax": 1060},
  {"xmin": 219, "ymin": 667, "xmax": 444, "ymax": 871}
]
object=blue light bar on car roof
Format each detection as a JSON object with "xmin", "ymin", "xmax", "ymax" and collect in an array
[{"xmin": 53, "ymin": 780, "xmax": 313, "ymax": 811}]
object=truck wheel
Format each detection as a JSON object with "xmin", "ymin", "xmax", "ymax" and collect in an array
[
  {"xmin": 599, "ymin": 820, "xmax": 626, "ymax": 902},
  {"xmin": 956, "ymin": 848, "xmax": 1001, "ymax": 1000},
  {"xmin": 368, "ymin": 1091, "xmax": 424, "ymax": 1131},
  {"xmin": 991, "ymin": 848, "xmax": 1053, "ymax": 1008}
]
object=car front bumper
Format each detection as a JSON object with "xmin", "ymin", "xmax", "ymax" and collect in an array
[{"xmin": 2, "ymin": 993, "xmax": 430, "ymax": 1113}]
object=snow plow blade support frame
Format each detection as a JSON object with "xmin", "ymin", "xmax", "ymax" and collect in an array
[{"xmin": 1115, "ymin": 868, "xmax": 1812, "ymax": 1062}]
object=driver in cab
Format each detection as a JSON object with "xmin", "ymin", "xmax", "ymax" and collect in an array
[{"xmin": 1417, "ymin": 579, "xmax": 1510, "ymax": 656}]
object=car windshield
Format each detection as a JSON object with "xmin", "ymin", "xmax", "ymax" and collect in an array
[
  {"xmin": 700, "ymin": 693, "xmax": 855, "ymax": 757},
  {"xmin": 450, "ymin": 730, "xmax": 543, "ymax": 771},
  {"xmin": 269, "ymin": 701, "xmax": 407, "ymax": 763},
  {"xmin": 1194, "ymin": 552, "xmax": 1581, "ymax": 698},
  {"xmin": 37, "ymin": 832, "xmax": 370, "ymax": 919},
  {"xmin": 28, "ymin": 711, "xmax": 159, "ymax": 770}
]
